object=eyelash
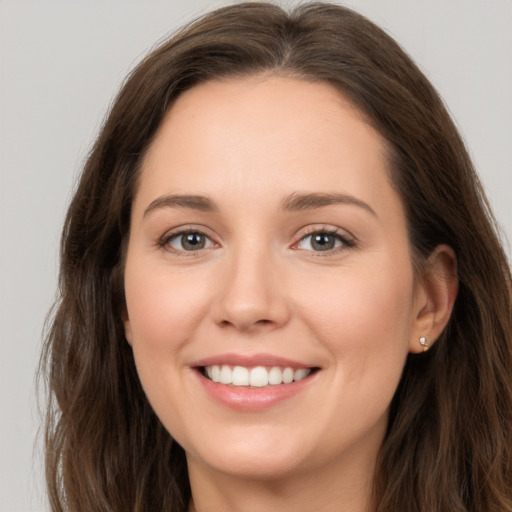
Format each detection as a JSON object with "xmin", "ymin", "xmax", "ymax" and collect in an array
[
  {"xmin": 157, "ymin": 228, "xmax": 216, "ymax": 255},
  {"xmin": 293, "ymin": 227, "xmax": 357, "ymax": 255},
  {"xmin": 156, "ymin": 226, "xmax": 357, "ymax": 256}
]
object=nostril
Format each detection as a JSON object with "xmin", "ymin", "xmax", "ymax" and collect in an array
[{"xmin": 218, "ymin": 317, "xmax": 274, "ymax": 330}]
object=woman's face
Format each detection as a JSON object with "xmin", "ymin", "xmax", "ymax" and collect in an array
[{"xmin": 123, "ymin": 76, "xmax": 426, "ymax": 482}]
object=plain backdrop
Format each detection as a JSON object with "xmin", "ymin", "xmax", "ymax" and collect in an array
[{"xmin": 1, "ymin": 1, "xmax": 511, "ymax": 510}]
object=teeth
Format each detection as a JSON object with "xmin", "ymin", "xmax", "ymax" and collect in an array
[
  {"xmin": 283, "ymin": 367, "xmax": 294, "ymax": 384},
  {"xmin": 204, "ymin": 365, "xmax": 312, "ymax": 387},
  {"xmin": 219, "ymin": 365, "xmax": 232, "ymax": 384},
  {"xmin": 294, "ymin": 369, "xmax": 310, "ymax": 381},
  {"xmin": 249, "ymin": 366, "xmax": 268, "ymax": 387},
  {"xmin": 232, "ymin": 366, "xmax": 249, "ymax": 386},
  {"xmin": 268, "ymin": 366, "xmax": 283, "ymax": 385}
]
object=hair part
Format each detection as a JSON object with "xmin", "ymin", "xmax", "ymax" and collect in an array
[{"xmin": 40, "ymin": 3, "xmax": 512, "ymax": 511}]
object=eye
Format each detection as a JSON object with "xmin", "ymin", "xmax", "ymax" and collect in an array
[
  {"xmin": 296, "ymin": 230, "xmax": 354, "ymax": 252},
  {"xmin": 165, "ymin": 231, "xmax": 214, "ymax": 252}
]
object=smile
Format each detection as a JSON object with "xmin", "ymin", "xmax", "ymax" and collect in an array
[
  {"xmin": 192, "ymin": 354, "xmax": 320, "ymax": 409},
  {"xmin": 203, "ymin": 365, "xmax": 312, "ymax": 387}
]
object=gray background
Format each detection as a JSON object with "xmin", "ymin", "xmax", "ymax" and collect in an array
[{"xmin": 1, "ymin": 1, "xmax": 510, "ymax": 510}]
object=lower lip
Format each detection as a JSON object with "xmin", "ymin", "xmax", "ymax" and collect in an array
[{"xmin": 195, "ymin": 370, "xmax": 317, "ymax": 411}]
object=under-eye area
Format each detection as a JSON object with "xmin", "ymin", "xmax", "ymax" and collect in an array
[{"xmin": 198, "ymin": 365, "xmax": 320, "ymax": 387}]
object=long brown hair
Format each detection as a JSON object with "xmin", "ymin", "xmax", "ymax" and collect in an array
[{"xmin": 40, "ymin": 3, "xmax": 512, "ymax": 511}]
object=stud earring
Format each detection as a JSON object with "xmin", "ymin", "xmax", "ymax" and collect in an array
[{"xmin": 419, "ymin": 336, "xmax": 429, "ymax": 351}]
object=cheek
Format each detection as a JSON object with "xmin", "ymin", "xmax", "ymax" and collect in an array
[
  {"xmin": 294, "ymin": 254, "xmax": 415, "ymax": 377},
  {"xmin": 123, "ymin": 256, "xmax": 215, "ymax": 438},
  {"xmin": 123, "ymin": 256, "xmax": 212, "ymax": 364},
  {"xmin": 302, "ymin": 258, "xmax": 414, "ymax": 410}
]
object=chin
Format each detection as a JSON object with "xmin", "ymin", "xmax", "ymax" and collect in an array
[{"xmin": 185, "ymin": 429, "xmax": 311, "ymax": 480}]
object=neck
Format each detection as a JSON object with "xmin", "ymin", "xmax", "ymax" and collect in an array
[{"xmin": 187, "ymin": 449, "xmax": 377, "ymax": 512}]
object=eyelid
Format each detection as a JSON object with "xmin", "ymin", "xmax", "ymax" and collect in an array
[
  {"xmin": 156, "ymin": 225, "xmax": 219, "ymax": 254},
  {"xmin": 155, "ymin": 223, "xmax": 356, "ymax": 256},
  {"xmin": 291, "ymin": 225, "xmax": 357, "ymax": 253}
]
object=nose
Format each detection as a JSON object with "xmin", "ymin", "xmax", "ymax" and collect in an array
[{"xmin": 211, "ymin": 247, "xmax": 291, "ymax": 333}]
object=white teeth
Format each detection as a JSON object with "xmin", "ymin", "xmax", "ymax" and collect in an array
[
  {"xmin": 268, "ymin": 366, "xmax": 283, "ymax": 385},
  {"xmin": 204, "ymin": 364, "xmax": 312, "ymax": 387},
  {"xmin": 249, "ymin": 366, "xmax": 269, "ymax": 387},
  {"xmin": 282, "ymin": 367, "xmax": 294, "ymax": 384},
  {"xmin": 211, "ymin": 365, "xmax": 220, "ymax": 383},
  {"xmin": 232, "ymin": 366, "xmax": 250, "ymax": 386},
  {"xmin": 219, "ymin": 365, "xmax": 232, "ymax": 384}
]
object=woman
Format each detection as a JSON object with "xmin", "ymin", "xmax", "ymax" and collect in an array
[{"xmin": 41, "ymin": 2, "xmax": 512, "ymax": 511}]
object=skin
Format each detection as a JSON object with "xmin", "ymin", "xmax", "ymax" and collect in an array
[{"xmin": 123, "ymin": 75, "xmax": 457, "ymax": 512}]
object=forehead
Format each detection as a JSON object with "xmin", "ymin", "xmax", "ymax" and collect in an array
[{"xmin": 135, "ymin": 75, "xmax": 396, "ymax": 216}]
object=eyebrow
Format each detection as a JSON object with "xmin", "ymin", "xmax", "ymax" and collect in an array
[
  {"xmin": 143, "ymin": 194, "xmax": 218, "ymax": 217},
  {"xmin": 143, "ymin": 191, "xmax": 377, "ymax": 218},
  {"xmin": 281, "ymin": 192, "xmax": 377, "ymax": 217}
]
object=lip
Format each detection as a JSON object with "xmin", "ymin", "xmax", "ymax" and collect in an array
[
  {"xmin": 190, "ymin": 353, "xmax": 319, "ymax": 411},
  {"xmin": 190, "ymin": 352, "xmax": 313, "ymax": 370}
]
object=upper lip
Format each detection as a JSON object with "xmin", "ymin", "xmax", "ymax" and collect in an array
[{"xmin": 190, "ymin": 353, "xmax": 316, "ymax": 370}]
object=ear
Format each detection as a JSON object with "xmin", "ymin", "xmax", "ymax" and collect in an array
[{"xmin": 409, "ymin": 244, "xmax": 458, "ymax": 353}]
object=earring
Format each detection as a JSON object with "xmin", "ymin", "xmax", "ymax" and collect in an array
[{"xmin": 419, "ymin": 336, "xmax": 429, "ymax": 351}]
